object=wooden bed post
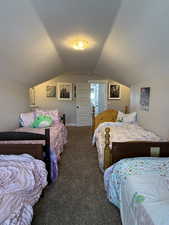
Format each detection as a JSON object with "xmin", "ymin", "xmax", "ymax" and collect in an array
[
  {"xmin": 125, "ymin": 105, "xmax": 129, "ymax": 114},
  {"xmin": 61, "ymin": 114, "xmax": 66, "ymax": 125},
  {"xmin": 104, "ymin": 127, "xmax": 112, "ymax": 170},
  {"xmin": 92, "ymin": 106, "xmax": 95, "ymax": 133}
]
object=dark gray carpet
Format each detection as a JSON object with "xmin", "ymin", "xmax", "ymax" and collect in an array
[{"xmin": 32, "ymin": 127, "xmax": 122, "ymax": 225}]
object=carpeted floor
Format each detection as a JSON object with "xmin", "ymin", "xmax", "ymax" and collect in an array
[{"xmin": 32, "ymin": 127, "xmax": 122, "ymax": 225}]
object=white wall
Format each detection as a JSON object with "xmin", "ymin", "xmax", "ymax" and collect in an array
[
  {"xmin": 130, "ymin": 77, "xmax": 169, "ymax": 139},
  {"xmin": 0, "ymin": 79, "xmax": 29, "ymax": 131},
  {"xmin": 96, "ymin": 0, "xmax": 169, "ymax": 86},
  {"xmin": 95, "ymin": 0, "xmax": 169, "ymax": 139},
  {"xmin": 34, "ymin": 73, "xmax": 130, "ymax": 125}
]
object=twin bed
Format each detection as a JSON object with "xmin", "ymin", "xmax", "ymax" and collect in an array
[
  {"xmin": 92, "ymin": 107, "xmax": 169, "ymax": 225},
  {"xmin": 0, "ymin": 109, "xmax": 67, "ymax": 225},
  {"xmin": 0, "ymin": 132, "xmax": 48, "ymax": 225}
]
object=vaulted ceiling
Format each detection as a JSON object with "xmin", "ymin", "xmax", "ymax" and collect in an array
[
  {"xmin": 0, "ymin": 0, "xmax": 169, "ymax": 87},
  {"xmin": 96, "ymin": 0, "xmax": 169, "ymax": 86},
  {"xmin": 31, "ymin": 0, "xmax": 121, "ymax": 73}
]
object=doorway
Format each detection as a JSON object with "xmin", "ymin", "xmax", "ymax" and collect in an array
[
  {"xmin": 90, "ymin": 82, "xmax": 107, "ymax": 115},
  {"xmin": 76, "ymin": 83, "xmax": 91, "ymax": 126}
]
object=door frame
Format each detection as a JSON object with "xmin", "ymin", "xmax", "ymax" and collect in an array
[{"xmin": 88, "ymin": 80, "xmax": 108, "ymax": 114}]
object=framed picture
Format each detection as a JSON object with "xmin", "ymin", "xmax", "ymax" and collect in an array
[
  {"xmin": 108, "ymin": 83, "xmax": 120, "ymax": 99},
  {"xmin": 57, "ymin": 83, "xmax": 72, "ymax": 100},
  {"xmin": 140, "ymin": 87, "xmax": 150, "ymax": 111},
  {"xmin": 46, "ymin": 86, "xmax": 56, "ymax": 97}
]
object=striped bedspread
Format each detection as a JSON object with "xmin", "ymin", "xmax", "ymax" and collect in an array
[{"xmin": 0, "ymin": 154, "xmax": 47, "ymax": 225}]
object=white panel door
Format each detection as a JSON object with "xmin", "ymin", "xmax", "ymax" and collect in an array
[{"xmin": 76, "ymin": 83, "xmax": 91, "ymax": 126}]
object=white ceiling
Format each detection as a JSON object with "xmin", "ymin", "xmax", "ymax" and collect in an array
[
  {"xmin": 1, "ymin": 0, "xmax": 169, "ymax": 87},
  {"xmin": 31, "ymin": 0, "xmax": 121, "ymax": 73}
]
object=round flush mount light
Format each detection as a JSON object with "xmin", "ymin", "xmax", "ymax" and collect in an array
[
  {"xmin": 64, "ymin": 35, "xmax": 95, "ymax": 51},
  {"xmin": 72, "ymin": 40, "xmax": 89, "ymax": 50}
]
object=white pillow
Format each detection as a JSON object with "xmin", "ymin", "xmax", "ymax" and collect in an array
[
  {"xmin": 123, "ymin": 112, "xmax": 137, "ymax": 123},
  {"xmin": 117, "ymin": 111, "xmax": 137, "ymax": 123},
  {"xmin": 19, "ymin": 112, "xmax": 35, "ymax": 127},
  {"xmin": 116, "ymin": 111, "xmax": 125, "ymax": 122}
]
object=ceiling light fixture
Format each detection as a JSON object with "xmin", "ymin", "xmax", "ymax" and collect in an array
[{"xmin": 72, "ymin": 40, "xmax": 89, "ymax": 50}]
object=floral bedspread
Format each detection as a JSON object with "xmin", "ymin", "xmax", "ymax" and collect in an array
[
  {"xmin": 0, "ymin": 123, "xmax": 67, "ymax": 157},
  {"xmin": 92, "ymin": 122, "xmax": 163, "ymax": 171},
  {"xmin": 0, "ymin": 123, "xmax": 67, "ymax": 182},
  {"xmin": 104, "ymin": 157, "xmax": 169, "ymax": 225},
  {"xmin": 0, "ymin": 154, "xmax": 47, "ymax": 225},
  {"xmin": 15, "ymin": 123, "xmax": 68, "ymax": 157}
]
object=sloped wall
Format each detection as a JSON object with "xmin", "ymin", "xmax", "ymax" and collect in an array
[
  {"xmin": 96, "ymin": 0, "xmax": 169, "ymax": 139},
  {"xmin": 0, "ymin": 79, "xmax": 29, "ymax": 131},
  {"xmin": 0, "ymin": 0, "xmax": 63, "ymax": 87},
  {"xmin": 0, "ymin": 0, "xmax": 64, "ymax": 130}
]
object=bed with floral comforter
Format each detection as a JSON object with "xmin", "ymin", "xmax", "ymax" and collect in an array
[
  {"xmin": 104, "ymin": 157, "xmax": 169, "ymax": 225},
  {"xmin": 0, "ymin": 154, "xmax": 47, "ymax": 225},
  {"xmin": 0, "ymin": 123, "xmax": 67, "ymax": 182},
  {"xmin": 15, "ymin": 123, "xmax": 67, "ymax": 157},
  {"xmin": 92, "ymin": 122, "xmax": 163, "ymax": 171}
]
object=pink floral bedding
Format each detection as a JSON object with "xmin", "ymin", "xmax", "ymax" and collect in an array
[
  {"xmin": 1, "ymin": 123, "xmax": 67, "ymax": 157},
  {"xmin": 0, "ymin": 154, "xmax": 47, "ymax": 225}
]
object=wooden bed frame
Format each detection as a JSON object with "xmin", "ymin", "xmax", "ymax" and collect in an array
[
  {"xmin": 92, "ymin": 106, "xmax": 128, "ymax": 133},
  {"xmin": 103, "ymin": 127, "xmax": 169, "ymax": 169},
  {"xmin": 0, "ymin": 129, "xmax": 51, "ymax": 183},
  {"xmin": 60, "ymin": 113, "xmax": 66, "ymax": 125}
]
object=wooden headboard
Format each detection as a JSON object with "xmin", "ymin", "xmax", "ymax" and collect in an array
[
  {"xmin": 0, "ymin": 129, "xmax": 51, "ymax": 183},
  {"xmin": 92, "ymin": 105, "xmax": 129, "ymax": 133}
]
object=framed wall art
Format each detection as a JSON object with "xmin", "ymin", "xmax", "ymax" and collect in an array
[
  {"xmin": 57, "ymin": 83, "xmax": 72, "ymax": 100},
  {"xmin": 46, "ymin": 86, "xmax": 56, "ymax": 97},
  {"xmin": 140, "ymin": 87, "xmax": 150, "ymax": 111},
  {"xmin": 108, "ymin": 83, "xmax": 120, "ymax": 99}
]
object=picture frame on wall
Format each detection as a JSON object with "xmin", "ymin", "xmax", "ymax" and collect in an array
[
  {"xmin": 108, "ymin": 83, "xmax": 120, "ymax": 99},
  {"xmin": 57, "ymin": 82, "xmax": 72, "ymax": 100},
  {"xmin": 140, "ymin": 87, "xmax": 150, "ymax": 111},
  {"xmin": 46, "ymin": 86, "xmax": 56, "ymax": 97}
]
